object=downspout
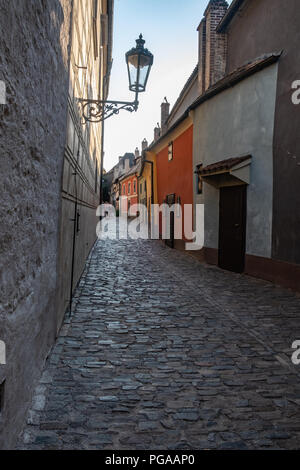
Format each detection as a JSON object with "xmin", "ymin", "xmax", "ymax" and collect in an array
[
  {"xmin": 145, "ymin": 160, "xmax": 154, "ymax": 204},
  {"xmin": 99, "ymin": 115, "xmax": 105, "ymax": 207},
  {"xmin": 144, "ymin": 159, "xmax": 154, "ymax": 230},
  {"xmin": 68, "ymin": 0, "xmax": 78, "ymax": 318},
  {"xmin": 100, "ymin": 0, "xmax": 113, "ymax": 207},
  {"xmin": 69, "ymin": 146, "xmax": 80, "ymax": 316}
]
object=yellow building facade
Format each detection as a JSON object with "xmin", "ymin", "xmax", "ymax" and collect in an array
[{"xmin": 138, "ymin": 151, "xmax": 158, "ymax": 225}]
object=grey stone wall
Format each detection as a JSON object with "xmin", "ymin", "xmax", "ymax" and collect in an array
[{"xmin": 0, "ymin": 0, "xmax": 72, "ymax": 449}]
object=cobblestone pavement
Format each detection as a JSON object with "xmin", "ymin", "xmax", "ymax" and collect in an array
[{"xmin": 19, "ymin": 235, "xmax": 300, "ymax": 450}]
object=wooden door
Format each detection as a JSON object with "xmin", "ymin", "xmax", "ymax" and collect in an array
[{"xmin": 218, "ymin": 185, "xmax": 247, "ymax": 273}]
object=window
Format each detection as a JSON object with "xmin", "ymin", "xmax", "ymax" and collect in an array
[
  {"xmin": 140, "ymin": 183, "xmax": 143, "ymax": 194},
  {"xmin": 93, "ymin": 0, "xmax": 98, "ymax": 18},
  {"xmin": 128, "ymin": 183, "xmax": 131, "ymax": 195},
  {"xmin": 123, "ymin": 184, "xmax": 126, "ymax": 195},
  {"xmin": 92, "ymin": 0, "xmax": 99, "ymax": 60},
  {"xmin": 168, "ymin": 142, "xmax": 173, "ymax": 161},
  {"xmin": 196, "ymin": 164, "xmax": 203, "ymax": 194},
  {"xmin": 134, "ymin": 180, "xmax": 136, "ymax": 194}
]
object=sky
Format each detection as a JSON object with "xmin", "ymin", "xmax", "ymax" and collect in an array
[{"xmin": 104, "ymin": 0, "xmax": 231, "ymax": 172}]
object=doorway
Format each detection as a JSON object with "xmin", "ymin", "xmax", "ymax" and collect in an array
[
  {"xmin": 165, "ymin": 194, "xmax": 175, "ymax": 249},
  {"xmin": 218, "ymin": 185, "xmax": 247, "ymax": 273}
]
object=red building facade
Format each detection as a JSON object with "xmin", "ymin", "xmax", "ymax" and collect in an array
[
  {"xmin": 150, "ymin": 123, "xmax": 194, "ymax": 249},
  {"xmin": 119, "ymin": 163, "xmax": 140, "ymax": 215}
]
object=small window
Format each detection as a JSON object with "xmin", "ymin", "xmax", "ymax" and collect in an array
[
  {"xmin": 168, "ymin": 142, "xmax": 173, "ymax": 161},
  {"xmin": 92, "ymin": 0, "xmax": 99, "ymax": 60},
  {"xmin": 140, "ymin": 183, "xmax": 143, "ymax": 194},
  {"xmin": 128, "ymin": 183, "xmax": 131, "ymax": 195},
  {"xmin": 196, "ymin": 164, "xmax": 203, "ymax": 194},
  {"xmin": 134, "ymin": 180, "xmax": 136, "ymax": 194},
  {"xmin": 123, "ymin": 184, "xmax": 126, "ymax": 195}
]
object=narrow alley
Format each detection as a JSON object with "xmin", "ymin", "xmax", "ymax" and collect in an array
[{"xmin": 19, "ymin": 236, "xmax": 300, "ymax": 450}]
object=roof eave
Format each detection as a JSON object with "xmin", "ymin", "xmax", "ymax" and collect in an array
[{"xmin": 190, "ymin": 52, "xmax": 281, "ymax": 111}]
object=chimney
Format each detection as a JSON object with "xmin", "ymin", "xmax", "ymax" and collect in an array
[
  {"xmin": 154, "ymin": 124, "xmax": 161, "ymax": 142},
  {"xmin": 198, "ymin": 0, "xmax": 228, "ymax": 93},
  {"xmin": 142, "ymin": 138, "xmax": 148, "ymax": 152},
  {"xmin": 198, "ymin": 18, "xmax": 206, "ymax": 94},
  {"xmin": 135, "ymin": 147, "xmax": 140, "ymax": 159},
  {"xmin": 161, "ymin": 97, "xmax": 170, "ymax": 135}
]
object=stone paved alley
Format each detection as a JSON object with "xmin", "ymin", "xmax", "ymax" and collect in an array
[{"xmin": 19, "ymin": 236, "xmax": 300, "ymax": 450}]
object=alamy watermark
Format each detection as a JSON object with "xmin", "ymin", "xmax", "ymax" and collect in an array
[
  {"xmin": 291, "ymin": 341, "xmax": 300, "ymax": 365},
  {"xmin": 96, "ymin": 201, "xmax": 204, "ymax": 251},
  {"xmin": 291, "ymin": 80, "xmax": 300, "ymax": 105}
]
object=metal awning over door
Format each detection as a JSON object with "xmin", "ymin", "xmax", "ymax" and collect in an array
[{"xmin": 196, "ymin": 155, "xmax": 252, "ymax": 188}]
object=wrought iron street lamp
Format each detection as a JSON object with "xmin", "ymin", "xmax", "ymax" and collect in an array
[{"xmin": 79, "ymin": 34, "xmax": 153, "ymax": 123}]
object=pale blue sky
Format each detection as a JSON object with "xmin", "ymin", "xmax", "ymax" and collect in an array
[{"xmin": 104, "ymin": 0, "xmax": 231, "ymax": 171}]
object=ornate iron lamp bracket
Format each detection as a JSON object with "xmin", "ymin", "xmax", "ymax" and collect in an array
[{"xmin": 78, "ymin": 98, "xmax": 139, "ymax": 123}]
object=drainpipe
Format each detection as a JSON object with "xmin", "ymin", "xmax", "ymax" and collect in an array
[
  {"xmin": 69, "ymin": 146, "xmax": 80, "ymax": 316},
  {"xmin": 99, "ymin": 75, "xmax": 106, "ymax": 208},
  {"xmin": 144, "ymin": 159, "xmax": 154, "ymax": 230},
  {"xmin": 99, "ymin": 119, "xmax": 105, "ymax": 207},
  {"xmin": 99, "ymin": 57, "xmax": 112, "ymax": 208},
  {"xmin": 144, "ymin": 160, "xmax": 154, "ymax": 205}
]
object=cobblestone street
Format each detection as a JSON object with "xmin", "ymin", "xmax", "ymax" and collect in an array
[{"xmin": 19, "ymin": 236, "xmax": 300, "ymax": 450}]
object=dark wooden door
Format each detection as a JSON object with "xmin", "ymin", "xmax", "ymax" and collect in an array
[
  {"xmin": 218, "ymin": 185, "xmax": 247, "ymax": 273},
  {"xmin": 165, "ymin": 194, "xmax": 175, "ymax": 249}
]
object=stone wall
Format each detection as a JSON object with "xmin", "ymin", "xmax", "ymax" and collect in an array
[{"xmin": 0, "ymin": 0, "xmax": 73, "ymax": 449}]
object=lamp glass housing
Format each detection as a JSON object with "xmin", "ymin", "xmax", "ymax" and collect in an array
[{"xmin": 126, "ymin": 34, "xmax": 153, "ymax": 93}]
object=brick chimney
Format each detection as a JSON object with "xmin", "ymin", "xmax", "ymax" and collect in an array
[
  {"xmin": 142, "ymin": 138, "xmax": 148, "ymax": 152},
  {"xmin": 198, "ymin": 0, "xmax": 228, "ymax": 93},
  {"xmin": 154, "ymin": 124, "xmax": 161, "ymax": 142},
  {"xmin": 161, "ymin": 98, "xmax": 170, "ymax": 135}
]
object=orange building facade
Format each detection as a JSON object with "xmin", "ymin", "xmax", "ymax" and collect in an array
[{"xmin": 152, "ymin": 123, "xmax": 194, "ymax": 249}]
